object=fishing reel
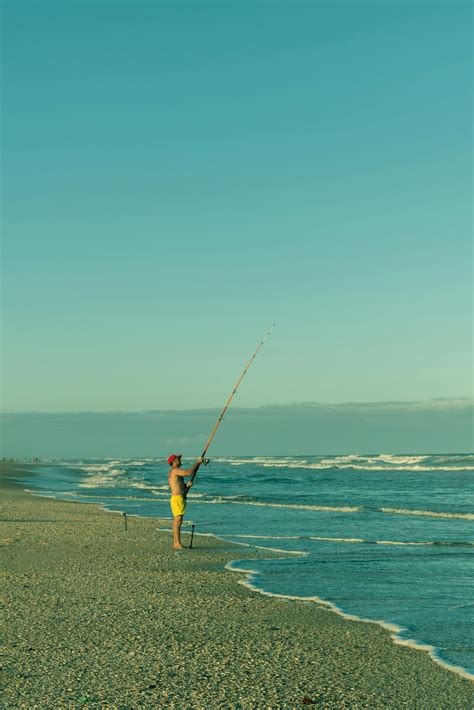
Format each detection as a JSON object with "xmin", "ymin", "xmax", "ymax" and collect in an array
[{"xmin": 203, "ymin": 458, "xmax": 210, "ymax": 466}]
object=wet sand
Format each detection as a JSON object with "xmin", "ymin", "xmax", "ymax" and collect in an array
[{"xmin": 1, "ymin": 463, "xmax": 472, "ymax": 708}]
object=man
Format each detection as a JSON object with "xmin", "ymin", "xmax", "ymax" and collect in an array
[{"xmin": 167, "ymin": 454, "xmax": 203, "ymax": 549}]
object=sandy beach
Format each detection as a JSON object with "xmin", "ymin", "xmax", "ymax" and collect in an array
[{"xmin": 1, "ymin": 463, "xmax": 472, "ymax": 709}]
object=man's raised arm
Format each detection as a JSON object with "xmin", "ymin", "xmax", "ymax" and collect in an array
[{"xmin": 176, "ymin": 458, "xmax": 204, "ymax": 477}]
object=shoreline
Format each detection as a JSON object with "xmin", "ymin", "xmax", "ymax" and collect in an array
[
  {"xmin": 25, "ymin": 490, "xmax": 474, "ymax": 683},
  {"xmin": 2, "ymin": 463, "xmax": 473, "ymax": 708},
  {"xmin": 227, "ymin": 560, "xmax": 474, "ymax": 683},
  {"xmin": 23, "ymin": 464, "xmax": 474, "ymax": 682}
]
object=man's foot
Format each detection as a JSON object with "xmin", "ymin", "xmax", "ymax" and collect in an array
[{"xmin": 173, "ymin": 544, "xmax": 184, "ymax": 550}]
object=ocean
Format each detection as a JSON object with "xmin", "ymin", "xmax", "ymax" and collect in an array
[{"xmin": 19, "ymin": 453, "xmax": 473, "ymax": 680}]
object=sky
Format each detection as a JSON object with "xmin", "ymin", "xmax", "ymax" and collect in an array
[{"xmin": 1, "ymin": 1, "xmax": 472, "ymax": 446}]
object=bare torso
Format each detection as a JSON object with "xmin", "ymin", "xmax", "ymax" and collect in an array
[{"xmin": 168, "ymin": 469, "xmax": 187, "ymax": 496}]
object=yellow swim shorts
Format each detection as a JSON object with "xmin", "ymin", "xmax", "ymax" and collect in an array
[{"xmin": 170, "ymin": 495, "xmax": 187, "ymax": 518}]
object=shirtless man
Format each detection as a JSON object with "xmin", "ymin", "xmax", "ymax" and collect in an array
[{"xmin": 167, "ymin": 454, "xmax": 203, "ymax": 549}]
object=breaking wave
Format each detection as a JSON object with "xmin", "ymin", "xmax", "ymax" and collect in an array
[
  {"xmin": 227, "ymin": 534, "xmax": 473, "ymax": 547},
  {"xmin": 214, "ymin": 453, "xmax": 474, "ymax": 472},
  {"xmin": 59, "ymin": 491, "xmax": 472, "ymax": 522},
  {"xmin": 380, "ymin": 507, "xmax": 474, "ymax": 521}
]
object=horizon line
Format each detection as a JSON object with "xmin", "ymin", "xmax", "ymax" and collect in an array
[{"xmin": 1, "ymin": 397, "xmax": 472, "ymax": 416}]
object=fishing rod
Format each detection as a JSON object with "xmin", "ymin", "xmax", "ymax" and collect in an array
[{"xmin": 188, "ymin": 325, "xmax": 275, "ymax": 488}]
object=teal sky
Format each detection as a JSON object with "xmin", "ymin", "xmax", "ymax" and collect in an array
[{"xmin": 2, "ymin": 1, "xmax": 472, "ymax": 414}]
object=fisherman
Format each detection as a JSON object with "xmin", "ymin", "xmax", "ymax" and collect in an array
[{"xmin": 167, "ymin": 454, "xmax": 203, "ymax": 549}]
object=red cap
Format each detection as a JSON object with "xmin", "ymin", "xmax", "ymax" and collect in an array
[{"xmin": 167, "ymin": 454, "xmax": 181, "ymax": 465}]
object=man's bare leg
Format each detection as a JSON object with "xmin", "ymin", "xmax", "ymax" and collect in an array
[{"xmin": 173, "ymin": 515, "xmax": 184, "ymax": 549}]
